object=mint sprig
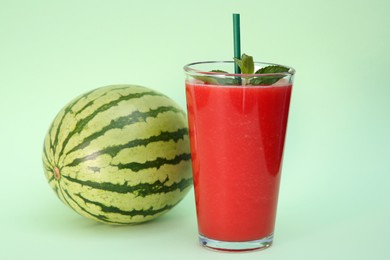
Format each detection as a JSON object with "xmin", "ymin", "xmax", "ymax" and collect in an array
[
  {"xmin": 191, "ymin": 54, "xmax": 290, "ymax": 86},
  {"xmin": 235, "ymin": 54, "xmax": 289, "ymax": 85}
]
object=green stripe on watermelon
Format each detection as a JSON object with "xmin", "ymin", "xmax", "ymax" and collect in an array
[
  {"xmin": 74, "ymin": 192, "xmax": 182, "ymax": 218},
  {"xmin": 65, "ymin": 128, "xmax": 189, "ymax": 168},
  {"xmin": 114, "ymin": 153, "xmax": 191, "ymax": 172},
  {"xmin": 57, "ymin": 184, "xmax": 74, "ymax": 210},
  {"xmin": 71, "ymin": 85, "xmax": 149, "ymax": 117},
  {"xmin": 61, "ymin": 187, "xmax": 115, "ymax": 224},
  {"xmin": 73, "ymin": 194, "xmax": 183, "ymax": 225},
  {"xmin": 73, "ymin": 86, "xmax": 135, "ymax": 116},
  {"xmin": 61, "ymin": 175, "xmax": 193, "ymax": 197}
]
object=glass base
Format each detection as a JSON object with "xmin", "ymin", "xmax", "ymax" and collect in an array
[{"xmin": 198, "ymin": 233, "xmax": 273, "ymax": 252}]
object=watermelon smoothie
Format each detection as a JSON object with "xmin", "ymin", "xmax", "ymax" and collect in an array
[{"xmin": 184, "ymin": 61, "xmax": 294, "ymax": 251}]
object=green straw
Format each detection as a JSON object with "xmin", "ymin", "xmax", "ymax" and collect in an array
[{"xmin": 233, "ymin": 13, "xmax": 241, "ymax": 74}]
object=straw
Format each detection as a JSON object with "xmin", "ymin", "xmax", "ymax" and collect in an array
[{"xmin": 233, "ymin": 13, "xmax": 241, "ymax": 74}]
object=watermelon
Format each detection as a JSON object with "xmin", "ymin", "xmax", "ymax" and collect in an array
[{"xmin": 42, "ymin": 85, "xmax": 193, "ymax": 224}]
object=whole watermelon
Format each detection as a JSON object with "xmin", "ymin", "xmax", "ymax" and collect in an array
[{"xmin": 42, "ymin": 85, "xmax": 193, "ymax": 224}]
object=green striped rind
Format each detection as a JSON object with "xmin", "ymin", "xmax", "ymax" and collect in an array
[{"xmin": 42, "ymin": 85, "xmax": 193, "ymax": 224}]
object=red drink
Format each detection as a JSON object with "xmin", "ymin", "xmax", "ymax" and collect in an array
[{"xmin": 184, "ymin": 61, "xmax": 294, "ymax": 251}]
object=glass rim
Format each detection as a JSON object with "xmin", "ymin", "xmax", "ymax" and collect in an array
[{"xmin": 183, "ymin": 61, "xmax": 295, "ymax": 77}]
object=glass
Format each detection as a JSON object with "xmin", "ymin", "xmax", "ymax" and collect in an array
[{"xmin": 184, "ymin": 61, "xmax": 295, "ymax": 252}]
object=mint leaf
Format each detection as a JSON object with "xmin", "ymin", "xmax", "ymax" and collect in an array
[
  {"xmin": 192, "ymin": 70, "xmax": 240, "ymax": 85},
  {"xmin": 233, "ymin": 54, "xmax": 254, "ymax": 74},
  {"xmin": 255, "ymin": 65, "xmax": 289, "ymax": 74},
  {"xmin": 191, "ymin": 75, "xmax": 219, "ymax": 84},
  {"xmin": 250, "ymin": 65, "xmax": 289, "ymax": 85}
]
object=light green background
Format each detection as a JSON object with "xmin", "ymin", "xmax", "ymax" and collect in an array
[{"xmin": 1, "ymin": 0, "xmax": 389, "ymax": 259}]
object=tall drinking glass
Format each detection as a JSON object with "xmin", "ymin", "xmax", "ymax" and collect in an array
[{"xmin": 184, "ymin": 61, "xmax": 295, "ymax": 252}]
